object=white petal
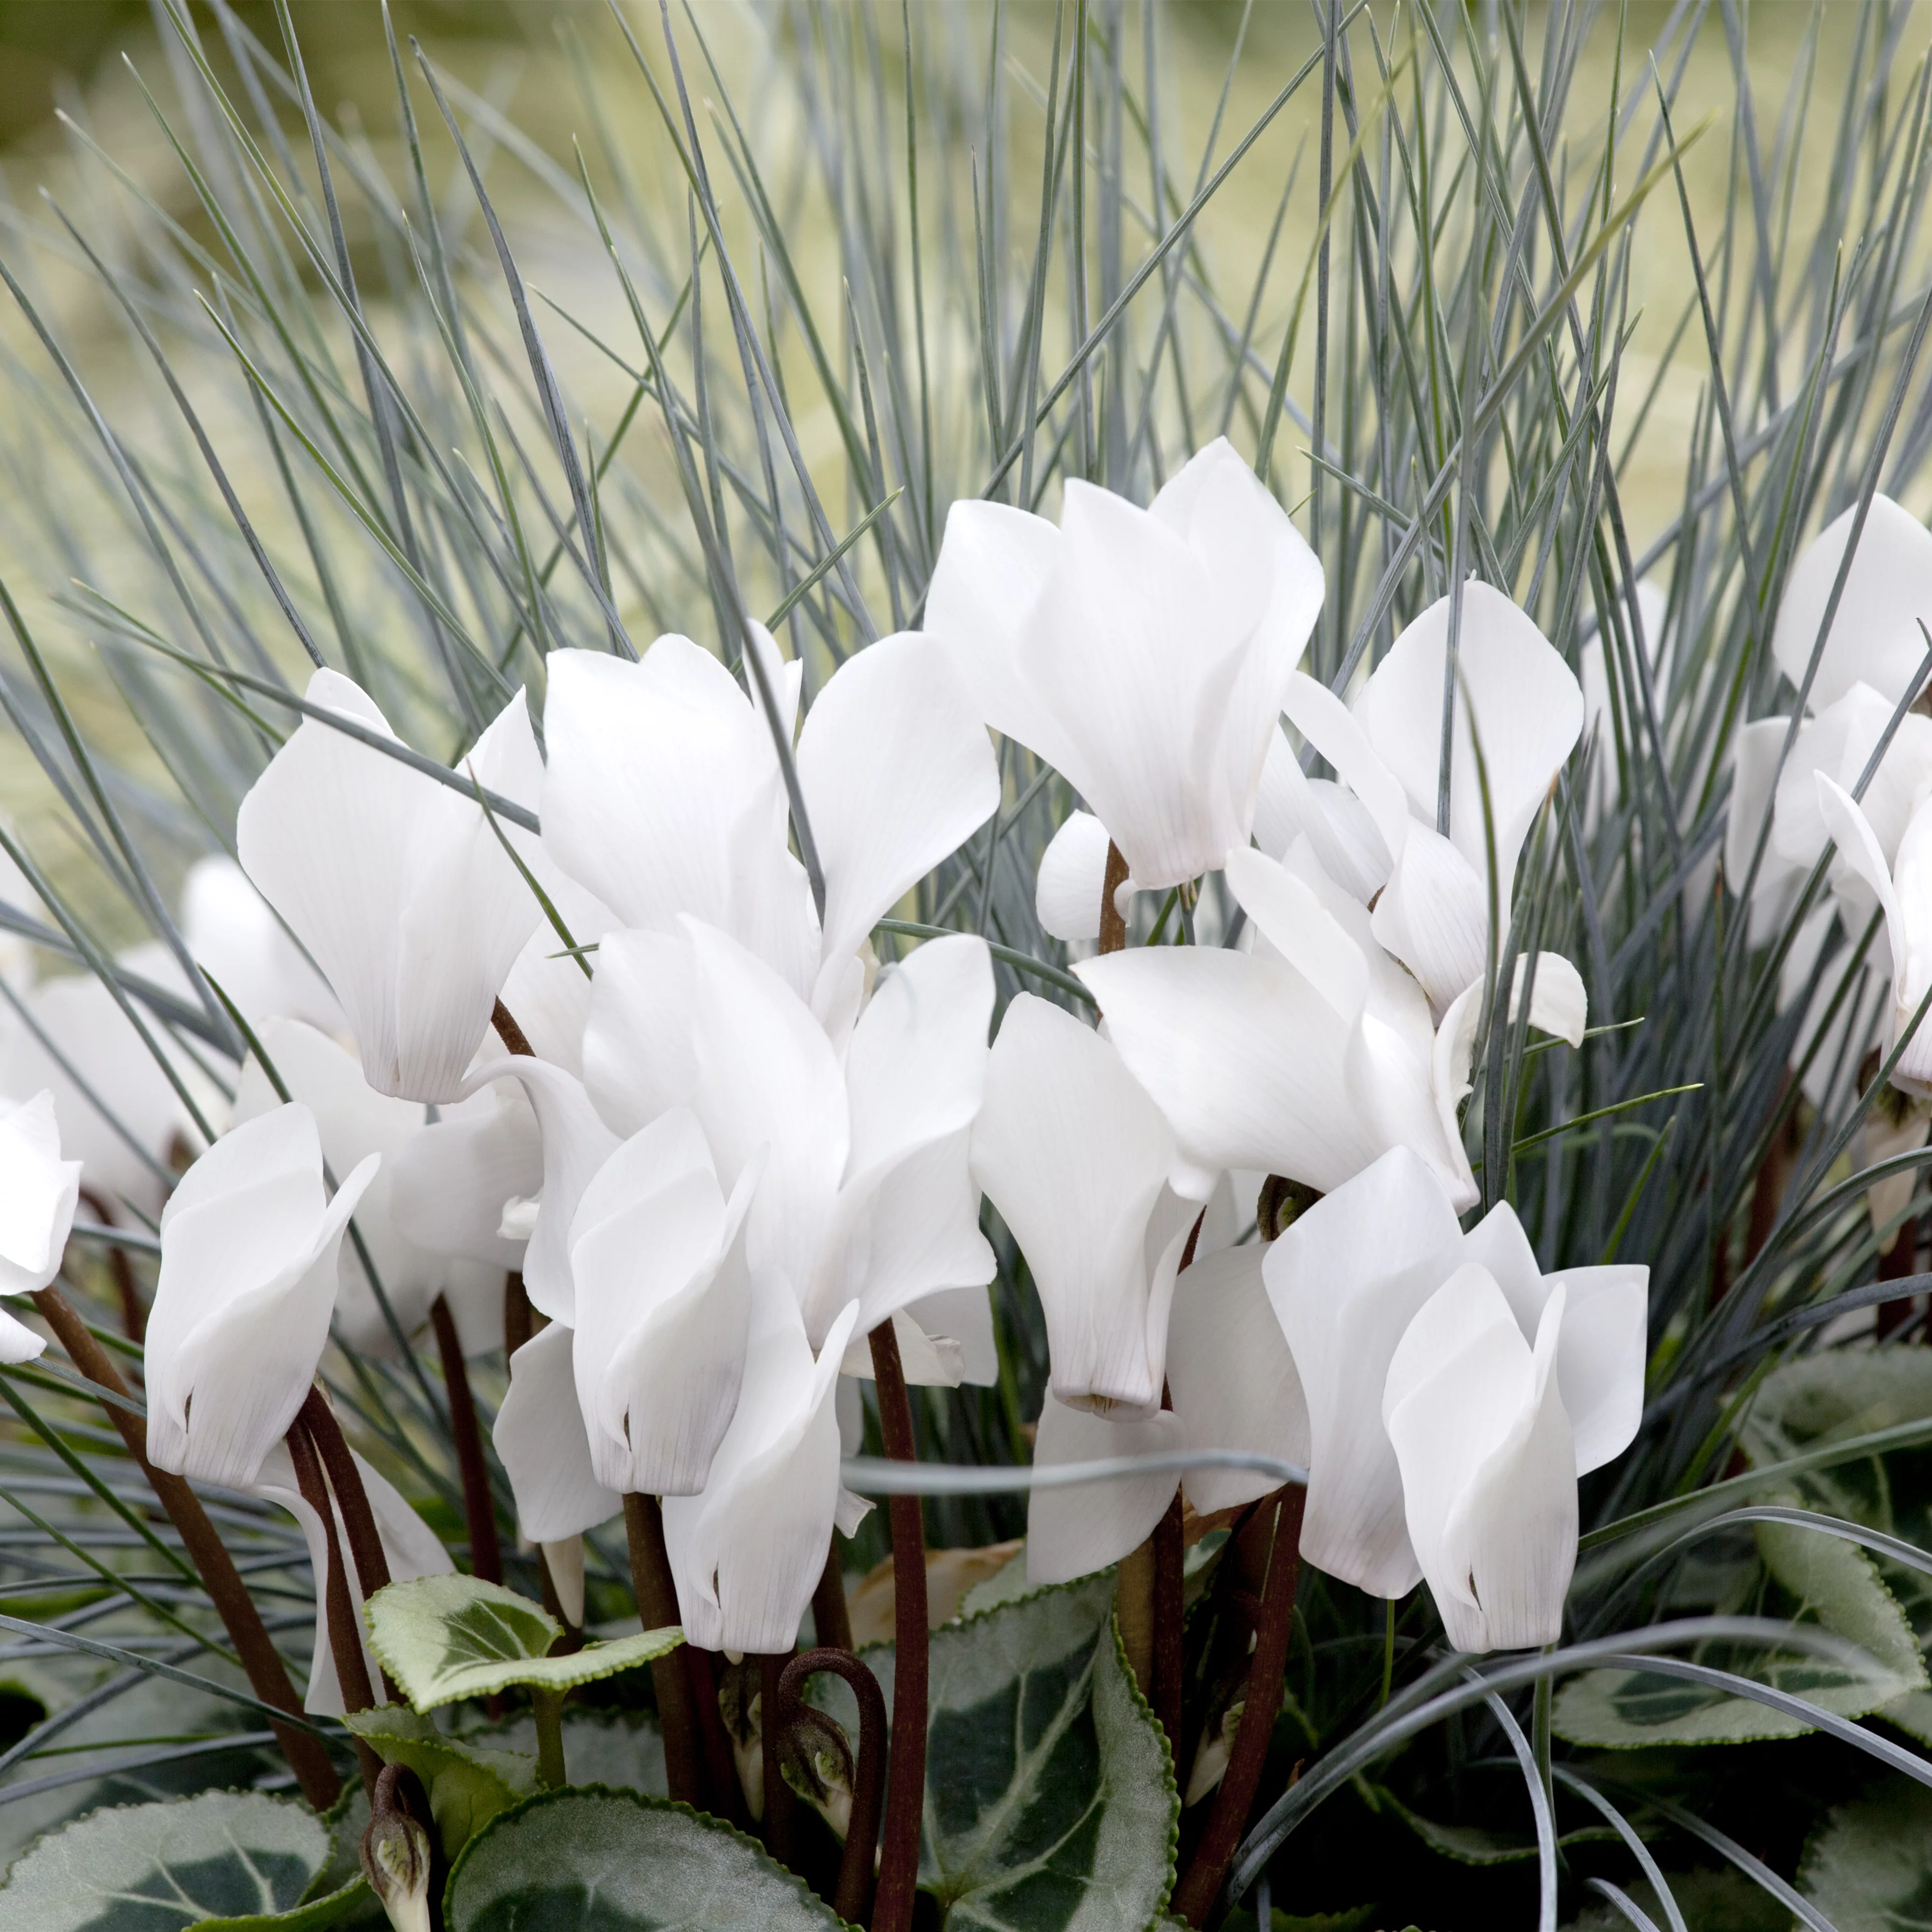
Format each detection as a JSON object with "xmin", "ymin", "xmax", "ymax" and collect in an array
[
  {"xmin": 540, "ymin": 640, "xmax": 779, "ymax": 934},
  {"xmin": 1252, "ymin": 728, "xmax": 1392, "ymax": 904},
  {"xmin": 1224, "ymin": 846, "xmax": 1367, "ymax": 1025},
  {"xmin": 1022, "ymin": 480, "xmax": 1263, "ymax": 887},
  {"xmin": 1542, "ymin": 1264, "xmax": 1648, "ymax": 1475},
  {"xmin": 182, "ymin": 854, "xmax": 342, "ymax": 1034},
  {"xmin": 903, "ymin": 1283, "xmax": 998, "ymax": 1386},
  {"xmin": 1513, "ymin": 952, "xmax": 1588, "ymax": 1047},
  {"xmin": 971, "ymin": 994, "xmax": 1175, "ymax": 1411},
  {"xmin": 1077, "ymin": 947, "xmax": 1386, "ymax": 1197},
  {"xmin": 387, "ymin": 1081, "xmax": 542, "ymax": 1269},
  {"xmin": 1817, "ymin": 775, "xmax": 1907, "ymax": 994},
  {"xmin": 569, "ymin": 1110, "xmax": 753, "ymax": 1496},
  {"xmin": 0, "ymin": 1091, "xmax": 81, "ymax": 1295},
  {"xmin": 496, "ymin": 868, "xmax": 616, "ymax": 1078},
  {"xmin": 1890, "ymin": 795, "xmax": 1932, "ymax": 1092},
  {"xmin": 146, "ymin": 1106, "xmax": 377, "ymax": 1490},
  {"xmin": 1368, "ymin": 824, "xmax": 1491, "ymax": 1013},
  {"xmin": 1267, "ymin": 1147, "xmax": 1464, "ymax": 1597},
  {"xmin": 662, "ymin": 1281, "xmax": 859, "ymax": 1655},
  {"xmin": 1772, "ymin": 495, "xmax": 1932, "ymax": 710},
  {"xmin": 1281, "ymin": 670, "xmax": 1414, "ymax": 863},
  {"xmin": 1354, "ymin": 584, "xmax": 1582, "ymax": 910},
  {"xmin": 581, "ymin": 926, "xmax": 698, "ymax": 1138},
  {"xmin": 466, "ymin": 1057, "xmax": 619, "ymax": 1323},
  {"xmin": 1037, "ymin": 811, "xmax": 1118, "ymax": 943},
  {"xmin": 798, "ymin": 633, "xmax": 1001, "ymax": 1009},
  {"xmin": 1166, "ymin": 1242, "xmax": 1309, "ymax": 1515},
  {"xmin": 1025, "ymin": 1396, "xmax": 1183, "ymax": 1586},
  {"xmin": 924, "ymin": 498, "xmax": 1075, "ymax": 770},
  {"xmin": 1725, "ymin": 716, "xmax": 1801, "ymax": 921},
  {"xmin": 0, "ymin": 1306, "xmax": 44, "ymax": 1363},
  {"xmin": 494, "ymin": 1320, "xmax": 621, "ymax": 1541}
]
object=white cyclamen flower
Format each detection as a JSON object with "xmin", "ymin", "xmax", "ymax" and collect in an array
[
  {"xmin": 0, "ymin": 1090, "xmax": 81, "ymax": 1362},
  {"xmin": 1282, "ymin": 582, "xmax": 1583, "ymax": 1013},
  {"xmin": 971, "ymin": 992, "xmax": 1206, "ymax": 1413},
  {"xmin": 568, "ymin": 1108, "xmax": 759, "ymax": 1496},
  {"xmin": 662, "ymin": 1272, "xmax": 865, "ymax": 1655},
  {"xmin": 927, "ymin": 437, "xmax": 1323, "ymax": 894},
  {"xmin": 1024, "ymin": 1241, "xmax": 1310, "ymax": 1587},
  {"xmin": 237, "ymin": 670, "xmax": 545, "ymax": 1103},
  {"xmin": 252, "ymin": 1436, "xmax": 452, "ymax": 1715},
  {"xmin": 1268, "ymin": 1147, "xmax": 1647, "ymax": 1646},
  {"xmin": 1081, "ymin": 843, "xmax": 1583, "ymax": 1214},
  {"xmin": 145, "ymin": 1104, "xmax": 378, "ymax": 1489},
  {"xmin": 181, "ymin": 855, "xmax": 342, "ymax": 1036},
  {"xmin": 540, "ymin": 625, "xmax": 998, "ymax": 1029},
  {"xmin": 1816, "ymin": 775, "xmax": 1932, "ymax": 1094}
]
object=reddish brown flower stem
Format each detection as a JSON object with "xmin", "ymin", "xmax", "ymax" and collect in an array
[
  {"xmin": 29, "ymin": 1284, "xmax": 341, "ymax": 1809},
  {"xmin": 286, "ymin": 1412, "xmax": 381, "ymax": 1793},
  {"xmin": 1098, "ymin": 841, "xmax": 1130, "ymax": 954},
  {"xmin": 683, "ymin": 1642, "xmax": 750, "ymax": 1826},
  {"xmin": 869, "ymin": 1319, "xmax": 927, "ymax": 1932},
  {"xmin": 298, "ymin": 1387, "xmax": 401, "ymax": 1703},
  {"xmin": 1170, "ymin": 1485, "xmax": 1306, "ymax": 1926},
  {"xmin": 622, "ymin": 1492, "xmax": 706, "ymax": 1808},
  {"xmin": 1151, "ymin": 1488, "xmax": 1186, "ymax": 1748},
  {"xmin": 760, "ymin": 1649, "xmax": 802, "ymax": 1867},
  {"xmin": 779, "ymin": 1647, "xmax": 887, "ymax": 1925},
  {"xmin": 429, "ymin": 1294, "xmax": 501, "ymax": 1585},
  {"xmin": 491, "ymin": 997, "xmax": 535, "ymax": 1059},
  {"xmin": 811, "ymin": 1540, "xmax": 853, "ymax": 1652}
]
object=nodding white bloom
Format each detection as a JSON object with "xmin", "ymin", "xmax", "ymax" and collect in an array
[
  {"xmin": 928, "ymin": 438, "xmax": 1323, "ymax": 895},
  {"xmin": 0, "ymin": 945, "xmax": 215, "ymax": 1216},
  {"xmin": 1268, "ymin": 1148, "xmax": 1647, "ymax": 1647},
  {"xmin": 1817, "ymin": 775, "xmax": 1932, "ymax": 1094},
  {"xmin": 1024, "ymin": 1241, "xmax": 1310, "ymax": 1587},
  {"xmin": 181, "ymin": 855, "xmax": 342, "ymax": 1036},
  {"xmin": 230, "ymin": 1020, "xmax": 514, "ymax": 1357},
  {"xmin": 1728, "ymin": 498, "xmax": 1932, "ymax": 943},
  {"xmin": 0, "ymin": 1091, "xmax": 81, "ymax": 1363},
  {"xmin": 237, "ymin": 671, "xmax": 545, "ymax": 1104},
  {"xmin": 145, "ymin": 1105, "xmax": 378, "ymax": 1490},
  {"xmin": 540, "ymin": 625, "xmax": 998, "ymax": 1028},
  {"xmin": 252, "ymin": 1436, "xmax": 452, "ymax": 1715},
  {"xmin": 581, "ymin": 919, "xmax": 997, "ymax": 1377},
  {"xmin": 662, "ymin": 1273, "xmax": 866, "ymax": 1655},
  {"xmin": 1081, "ymin": 844, "xmax": 1585, "ymax": 1215},
  {"xmin": 493, "ymin": 1318, "xmax": 619, "ymax": 1624},
  {"xmin": 971, "ymin": 993, "xmax": 1206, "ymax": 1413},
  {"xmin": 1281, "ymin": 582, "xmax": 1584, "ymax": 1013},
  {"xmin": 569, "ymin": 1109, "xmax": 759, "ymax": 1496}
]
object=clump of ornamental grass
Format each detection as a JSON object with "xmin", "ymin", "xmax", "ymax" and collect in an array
[{"xmin": 0, "ymin": 3, "xmax": 1928, "ymax": 1930}]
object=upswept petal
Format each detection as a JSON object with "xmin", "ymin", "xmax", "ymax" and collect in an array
[
  {"xmin": 1266, "ymin": 1147, "xmax": 1466, "ymax": 1597},
  {"xmin": 1772, "ymin": 495, "xmax": 1932, "ymax": 710},
  {"xmin": 0, "ymin": 1091, "xmax": 81, "ymax": 1295},
  {"xmin": 581, "ymin": 927, "xmax": 698, "ymax": 1138},
  {"xmin": 1891, "ymin": 796, "xmax": 1932, "ymax": 1091},
  {"xmin": 1224, "ymin": 845, "xmax": 1367, "ymax": 1026},
  {"xmin": 493, "ymin": 1319, "xmax": 620, "ymax": 1542},
  {"xmin": 1369, "ymin": 825, "xmax": 1490, "ymax": 1013},
  {"xmin": 681, "ymin": 920, "xmax": 848, "ymax": 1293},
  {"xmin": 1252, "ymin": 727, "xmax": 1392, "ymax": 903},
  {"xmin": 797, "ymin": 632, "xmax": 1001, "ymax": 1009},
  {"xmin": 465, "ymin": 1056, "xmax": 618, "ymax": 1322},
  {"xmin": 387, "ymin": 1080, "xmax": 541, "ymax": 1270},
  {"xmin": 539, "ymin": 640, "xmax": 779, "ymax": 934},
  {"xmin": 1025, "ymin": 1396, "xmax": 1185, "ymax": 1586},
  {"xmin": 146, "ymin": 1105, "xmax": 378, "ymax": 1489},
  {"xmin": 662, "ymin": 1278, "xmax": 861, "ymax": 1655},
  {"xmin": 1078, "ymin": 946, "xmax": 1385, "ymax": 1197},
  {"xmin": 923, "ymin": 499, "xmax": 1075, "ymax": 772},
  {"xmin": 1541, "ymin": 1264, "xmax": 1647, "ymax": 1476},
  {"xmin": 1036, "ymin": 810, "xmax": 1121, "ymax": 943},
  {"xmin": 1155, "ymin": 442, "xmax": 1324, "ymax": 838},
  {"xmin": 1024, "ymin": 480, "xmax": 1264, "ymax": 887},
  {"xmin": 1281, "ymin": 670, "xmax": 1414, "ymax": 861},
  {"xmin": 496, "ymin": 868, "xmax": 616, "ymax": 1077},
  {"xmin": 1165, "ymin": 1243, "xmax": 1309, "ymax": 1516},
  {"xmin": 0, "ymin": 1307, "xmax": 43, "ymax": 1364},
  {"xmin": 569, "ymin": 1110, "xmax": 754, "ymax": 1497},
  {"xmin": 971, "ymin": 994, "xmax": 1177, "ymax": 1411},
  {"xmin": 1816, "ymin": 776, "xmax": 1908, "ymax": 998},
  {"xmin": 182, "ymin": 855, "xmax": 341, "ymax": 1034},
  {"xmin": 253, "ymin": 1438, "xmax": 451, "ymax": 1716},
  {"xmin": 1352, "ymin": 583, "xmax": 1582, "ymax": 905}
]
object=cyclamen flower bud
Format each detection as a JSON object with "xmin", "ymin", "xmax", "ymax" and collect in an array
[{"xmin": 361, "ymin": 1763, "xmax": 433, "ymax": 1932}]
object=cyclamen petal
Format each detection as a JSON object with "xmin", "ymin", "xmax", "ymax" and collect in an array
[
  {"xmin": 236, "ymin": 672, "xmax": 544, "ymax": 1101},
  {"xmin": 0, "ymin": 1090, "xmax": 81, "ymax": 1297},
  {"xmin": 1036, "ymin": 810, "xmax": 1124, "ymax": 943},
  {"xmin": 494, "ymin": 1320, "xmax": 620, "ymax": 1542},
  {"xmin": 145, "ymin": 1104, "xmax": 378, "ymax": 1490},
  {"xmin": 930, "ymin": 439, "xmax": 1321, "ymax": 890},
  {"xmin": 1026, "ymin": 1396, "xmax": 1186, "ymax": 1587}
]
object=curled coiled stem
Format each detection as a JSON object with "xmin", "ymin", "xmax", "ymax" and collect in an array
[{"xmin": 778, "ymin": 1646, "xmax": 888, "ymax": 1926}]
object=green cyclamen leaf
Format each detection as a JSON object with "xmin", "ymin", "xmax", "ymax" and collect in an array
[
  {"xmin": 0, "ymin": 1789, "xmax": 363, "ymax": 1930},
  {"xmin": 343, "ymin": 1704, "xmax": 535, "ymax": 1857},
  {"xmin": 1798, "ymin": 1776, "xmax": 1932, "ymax": 1931},
  {"xmin": 364, "ymin": 1574, "xmax": 683, "ymax": 1710},
  {"xmin": 441, "ymin": 1786, "xmax": 846, "ymax": 1930}
]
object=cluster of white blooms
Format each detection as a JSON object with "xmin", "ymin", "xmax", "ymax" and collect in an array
[{"xmin": 42, "ymin": 436, "xmax": 1873, "ymax": 1668}]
